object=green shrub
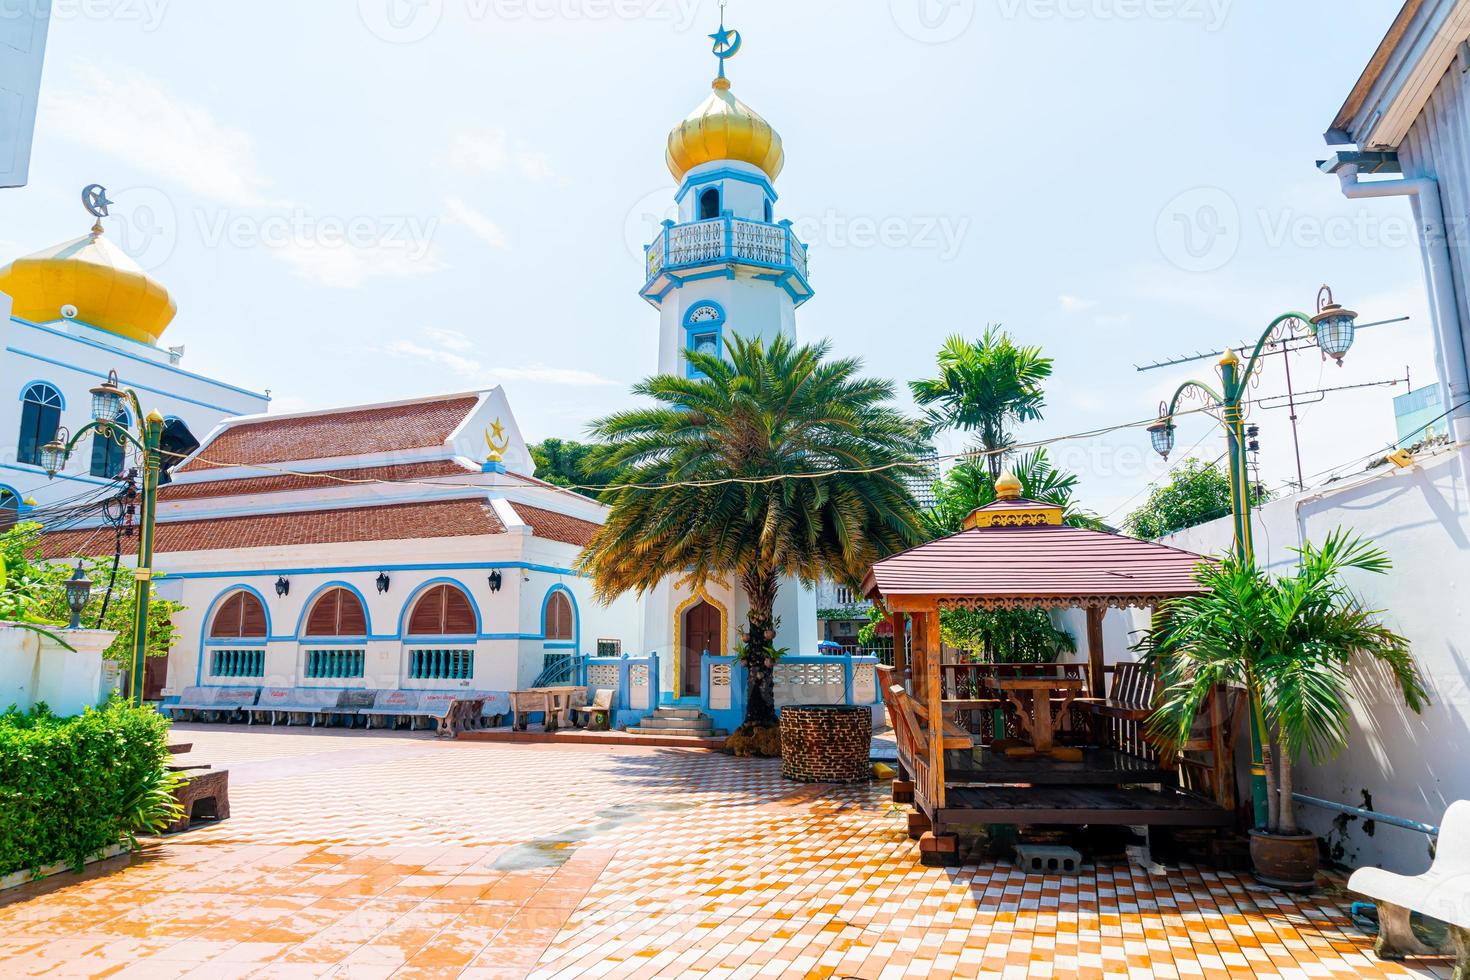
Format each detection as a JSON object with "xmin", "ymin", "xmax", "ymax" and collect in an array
[{"xmin": 0, "ymin": 698, "xmax": 183, "ymax": 878}]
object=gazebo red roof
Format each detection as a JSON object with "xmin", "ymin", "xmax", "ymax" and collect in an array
[{"xmin": 863, "ymin": 500, "xmax": 1212, "ymax": 611}]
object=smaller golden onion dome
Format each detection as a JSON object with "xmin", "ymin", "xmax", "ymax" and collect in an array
[
  {"xmin": 666, "ymin": 77, "xmax": 785, "ymax": 184},
  {"xmin": 995, "ymin": 471, "xmax": 1023, "ymax": 501},
  {"xmin": 1218, "ymin": 346, "xmax": 1240, "ymax": 367},
  {"xmin": 0, "ymin": 223, "xmax": 177, "ymax": 346}
]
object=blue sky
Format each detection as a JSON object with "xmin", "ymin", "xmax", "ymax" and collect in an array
[{"xmin": 0, "ymin": 0, "xmax": 1439, "ymax": 519}]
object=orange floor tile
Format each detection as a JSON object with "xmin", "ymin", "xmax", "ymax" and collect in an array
[{"xmin": 0, "ymin": 725, "xmax": 1453, "ymax": 979}]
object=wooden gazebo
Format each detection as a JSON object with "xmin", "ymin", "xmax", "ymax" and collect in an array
[{"xmin": 862, "ymin": 477, "xmax": 1240, "ymax": 861}]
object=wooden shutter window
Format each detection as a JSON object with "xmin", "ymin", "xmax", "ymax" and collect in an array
[
  {"xmin": 407, "ymin": 584, "xmax": 476, "ymax": 636},
  {"xmin": 211, "ymin": 591, "xmax": 267, "ymax": 638},
  {"xmin": 304, "ymin": 589, "xmax": 367, "ymax": 637},
  {"xmin": 544, "ymin": 592, "xmax": 573, "ymax": 641}
]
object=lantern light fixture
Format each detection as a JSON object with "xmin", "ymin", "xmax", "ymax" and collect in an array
[
  {"xmin": 39, "ymin": 429, "xmax": 71, "ymax": 478},
  {"xmin": 274, "ymin": 575, "xmax": 290, "ymax": 598},
  {"xmin": 89, "ymin": 370, "xmax": 128, "ymax": 425},
  {"xmin": 488, "ymin": 570, "xmax": 503, "ymax": 593},
  {"xmin": 375, "ymin": 571, "xmax": 391, "ymax": 594},
  {"xmin": 1310, "ymin": 285, "xmax": 1358, "ymax": 365},
  {"xmin": 1147, "ymin": 418, "xmax": 1176, "ymax": 461},
  {"xmin": 64, "ymin": 563, "xmax": 93, "ymax": 630}
]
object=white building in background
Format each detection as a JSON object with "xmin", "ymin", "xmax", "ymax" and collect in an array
[
  {"xmin": 1321, "ymin": 0, "xmax": 1470, "ymax": 443},
  {"xmin": 0, "ymin": 213, "xmax": 269, "ymax": 513},
  {"xmin": 0, "ymin": 0, "xmax": 49, "ymax": 189},
  {"xmin": 636, "ymin": 28, "xmax": 819, "ymax": 703},
  {"xmin": 41, "ymin": 389, "xmax": 642, "ymax": 701}
]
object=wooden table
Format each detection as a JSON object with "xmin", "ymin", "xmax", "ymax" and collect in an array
[
  {"xmin": 992, "ymin": 676, "xmax": 1084, "ymax": 755},
  {"xmin": 509, "ymin": 687, "xmax": 583, "ymax": 731}
]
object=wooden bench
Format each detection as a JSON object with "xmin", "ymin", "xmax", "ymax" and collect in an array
[
  {"xmin": 572, "ymin": 688, "xmax": 614, "ymax": 731},
  {"xmin": 166, "ymin": 769, "xmax": 230, "ymax": 834},
  {"xmin": 1349, "ymin": 800, "xmax": 1470, "ymax": 971},
  {"xmin": 1083, "ymin": 662, "xmax": 1155, "ymax": 721}
]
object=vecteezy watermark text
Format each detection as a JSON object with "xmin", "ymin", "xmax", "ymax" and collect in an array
[
  {"xmin": 995, "ymin": 0, "xmax": 1230, "ymax": 30},
  {"xmin": 357, "ymin": 0, "xmax": 704, "ymax": 44}
]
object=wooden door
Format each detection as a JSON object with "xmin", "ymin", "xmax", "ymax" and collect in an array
[
  {"xmin": 682, "ymin": 601, "xmax": 719, "ymax": 698},
  {"xmin": 143, "ymin": 655, "xmax": 169, "ymax": 702}
]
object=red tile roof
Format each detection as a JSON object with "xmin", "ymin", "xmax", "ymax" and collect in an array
[
  {"xmin": 178, "ymin": 395, "xmax": 480, "ymax": 473},
  {"xmin": 513, "ymin": 503, "xmax": 601, "ymax": 549},
  {"xmin": 40, "ymin": 499, "xmax": 506, "ymax": 559},
  {"xmin": 863, "ymin": 526, "xmax": 1211, "ymax": 608},
  {"xmin": 161, "ymin": 461, "xmax": 474, "ymax": 501}
]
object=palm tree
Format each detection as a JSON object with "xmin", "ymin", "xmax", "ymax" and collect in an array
[
  {"xmin": 578, "ymin": 336, "xmax": 929, "ymax": 731},
  {"xmin": 1141, "ymin": 530, "xmax": 1427, "ymax": 836},
  {"xmin": 909, "ymin": 327, "xmax": 1053, "ymax": 480}
]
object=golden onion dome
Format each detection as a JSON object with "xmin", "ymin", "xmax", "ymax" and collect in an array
[
  {"xmin": 666, "ymin": 76, "xmax": 785, "ymax": 184},
  {"xmin": 0, "ymin": 222, "xmax": 177, "ymax": 346}
]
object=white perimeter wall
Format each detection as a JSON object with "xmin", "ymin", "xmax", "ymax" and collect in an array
[{"xmin": 1152, "ymin": 445, "xmax": 1470, "ymax": 874}]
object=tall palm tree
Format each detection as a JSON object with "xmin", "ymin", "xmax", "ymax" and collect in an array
[
  {"xmin": 909, "ymin": 327, "xmax": 1053, "ymax": 480},
  {"xmin": 578, "ymin": 336, "xmax": 929, "ymax": 731},
  {"xmin": 1141, "ymin": 530, "xmax": 1427, "ymax": 835}
]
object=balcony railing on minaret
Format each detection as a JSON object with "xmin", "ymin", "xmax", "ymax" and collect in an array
[{"xmin": 645, "ymin": 216, "xmax": 810, "ymax": 283}]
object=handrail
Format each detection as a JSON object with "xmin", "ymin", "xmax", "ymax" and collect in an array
[{"xmin": 645, "ymin": 216, "xmax": 809, "ymax": 282}]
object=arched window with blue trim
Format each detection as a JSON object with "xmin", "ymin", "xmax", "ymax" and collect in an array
[
  {"xmin": 698, "ymin": 186, "xmax": 721, "ymax": 221},
  {"xmin": 18, "ymin": 383, "xmax": 63, "ymax": 467},
  {"xmin": 543, "ymin": 589, "xmax": 575, "ymax": 642},
  {"xmin": 0, "ymin": 485, "xmax": 20, "ymax": 512},
  {"xmin": 89, "ymin": 410, "xmax": 131, "ymax": 478},
  {"xmin": 684, "ymin": 303, "xmax": 725, "ymax": 379}
]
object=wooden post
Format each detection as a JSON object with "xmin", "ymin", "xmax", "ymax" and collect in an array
[
  {"xmin": 890, "ymin": 612, "xmax": 907, "ymax": 683},
  {"xmin": 912, "ymin": 612, "xmax": 927, "ymax": 701},
  {"xmin": 1210, "ymin": 684, "xmax": 1237, "ymax": 812},
  {"xmin": 1085, "ymin": 606, "xmax": 1106, "ymax": 698},
  {"xmin": 925, "ymin": 607, "xmax": 945, "ymax": 810}
]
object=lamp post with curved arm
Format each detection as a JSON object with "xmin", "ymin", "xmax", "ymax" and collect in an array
[
  {"xmin": 38, "ymin": 370, "xmax": 165, "ymax": 708},
  {"xmin": 1145, "ymin": 286, "xmax": 1359, "ymax": 828}
]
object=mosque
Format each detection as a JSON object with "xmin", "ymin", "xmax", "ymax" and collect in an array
[{"xmin": 10, "ymin": 21, "xmax": 839, "ymax": 714}]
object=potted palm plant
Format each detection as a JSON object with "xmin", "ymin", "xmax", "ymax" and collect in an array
[{"xmin": 1141, "ymin": 530, "xmax": 1427, "ymax": 891}]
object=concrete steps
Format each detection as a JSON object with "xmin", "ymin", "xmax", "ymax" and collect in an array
[{"xmin": 626, "ymin": 706, "xmax": 727, "ymax": 739}]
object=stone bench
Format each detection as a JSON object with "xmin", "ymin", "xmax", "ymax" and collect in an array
[
  {"xmin": 166, "ymin": 769, "xmax": 230, "ymax": 834},
  {"xmin": 1348, "ymin": 800, "xmax": 1470, "ymax": 972},
  {"xmin": 163, "ymin": 687, "xmax": 259, "ymax": 723}
]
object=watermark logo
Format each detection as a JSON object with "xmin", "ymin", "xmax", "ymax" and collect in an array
[
  {"xmin": 0, "ymin": 0, "xmax": 171, "ymax": 32},
  {"xmin": 994, "ymin": 0, "xmax": 1231, "ymax": 31},
  {"xmin": 357, "ymin": 0, "xmax": 445, "ymax": 44},
  {"xmin": 1155, "ymin": 186, "xmax": 1239, "ymax": 273},
  {"xmin": 106, "ymin": 185, "xmax": 179, "ymax": 273},
  {"xmin": 890, "ymin": 0, "xmax": 975, "ymax": 44}
]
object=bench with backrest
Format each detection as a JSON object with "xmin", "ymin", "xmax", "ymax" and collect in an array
[
  {"xmin": 248, "ymin": 687, "xmax": 345, "ymax": 726},
  {"xmin": 572, "ymin": 688, "xmax": 614, "ymax": 731},
  {"xmin": 331, "ymin": 688, "xmax": 379, "ymax": 727},
  {"xmin": 469, "ymin": 691, "xmax": 510, "ymax": 728},
  {"xmin": 416, "ymin": 691, "xmax": 488, "ymax": 737},
  {"xmin": 172, "ymin": 687, "xmax": 258, "ymax": 723},
  {"xmin": 163, "ymin": 687, "xmax": 220, "ymax": 722},
  {"xmin": 359, "ymin": 690, "xmax": 422, "ymax": 729},
  {"xmin": 1083, "ymin": 662, "xmax": 1157, "ymax": 758},
  {"xmin": 1348, "ymin": 800, "xmax": 1470, "ymax": 971}
]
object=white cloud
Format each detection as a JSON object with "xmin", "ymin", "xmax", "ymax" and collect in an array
[
  {"xmin": 382, "ymin": 330, "xmax": 622, "ymax": 388},
  {"xmin": 445, "ymin": 129, "xmax": 555, "ymax": 182},
  {"xmin": 276, "ymin": 240, "xmax": 443, "ymax": 289},
  {"xmin": 444, "ymin": 196, "xmax": 510, "ymax": 250},
  {"xmin": 492, "ymin": 366, "xmax": 621, "ymax": 387},
  {"xmin": 1059, "ymin": 295, "xmax": 1098, "ymax": 313},
  {"xmin": 423, "ymin": 327, "xmax": 477, "ymax": 353},
  {"xmin": 41, "ymin": 64, "xmax": 280, "ymax": 208},
  {"xmin": 384, "ymin": 339, "xmax": 483, "ymax": 378}
]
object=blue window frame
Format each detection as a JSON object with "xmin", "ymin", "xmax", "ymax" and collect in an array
[
  {"xmin": 0, "ymin": 485, "xmax": 19, "ymax": 511},
  {"xmin": 763, "ymin": 198, "xmax": 773, "ymax": 223},
  {"xmin": 18, "ymin": 383, "xmax": 63, "ymax": 468},
  {"xmin": 89, "ymin": 410, "xmax": 131, "ymax": 478},
  {"xmin": 697, "ymin": 186, "xmax": 721, "ymax": 221},
  {"xmin": 683, "ymin": 303, "xmax": 726, "ymax": 379}
]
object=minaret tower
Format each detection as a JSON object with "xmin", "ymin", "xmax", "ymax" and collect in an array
[{"xmin": 641, "ymin": 11, "xmax": 813, "ymax": 379}]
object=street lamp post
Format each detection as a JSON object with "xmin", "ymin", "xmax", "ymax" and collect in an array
[
  {"xmin": 1147, "ymin": 286, "xmax": 1358, "ymax": 829},
  {"xmin": 39, "ymin": 369, "xmax": 166, "ymax": 708}
]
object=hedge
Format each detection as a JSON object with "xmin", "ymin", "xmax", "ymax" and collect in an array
[{"xmin": 0, "ymin": 699, "xmax": 181, "ymax": 878}]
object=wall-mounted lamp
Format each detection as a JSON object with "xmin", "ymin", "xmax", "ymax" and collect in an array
[
  {"xmin": 274, "ymin": 575, "xmax": 290, "ymax": 597},
  {"xmin": 65, "ymin": 563, "xmax": 93, "ymax": 630},
  {"xmin": 376, "ymin": 572, "xmax": 391, "ymax": 594},
  {"xmin": 488, "ymin": 570, "xmax": 503, "ymax": 593}
]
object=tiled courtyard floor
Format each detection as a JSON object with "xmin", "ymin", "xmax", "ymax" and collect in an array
[{"xmin": 0, "ymin": 726, "xmax": 1453, "ymax": 979}]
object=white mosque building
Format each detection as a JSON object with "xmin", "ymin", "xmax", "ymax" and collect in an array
[
  {"xmin": 0, "ymin": 214, "xmax": 269, "ymax": 515},
  {"xmin": 637, "ymin": 25, "xmax": 820, "ymax": 705}
]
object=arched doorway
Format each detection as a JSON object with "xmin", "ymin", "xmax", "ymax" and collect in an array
[{"xmin": 681, "ymin": 600, "xmax": 720, "ymax": 698}]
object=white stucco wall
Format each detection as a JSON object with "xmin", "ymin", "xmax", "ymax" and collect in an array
[
  {"xmin": 0, "ymin": 313, "xmax": 269, "ymax": 509},
  {"xmin": 1155, "ymin": 445, "xmax": 1470, "ymax": 874},
  {"xmin": 0, "ymin": 625, "xmax": 115, "ymax": 716}
]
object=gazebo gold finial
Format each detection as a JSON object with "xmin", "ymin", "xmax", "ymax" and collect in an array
[{"xmin": 995, "ymin": 471, "xmax": 1023, "ymax": 501}]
